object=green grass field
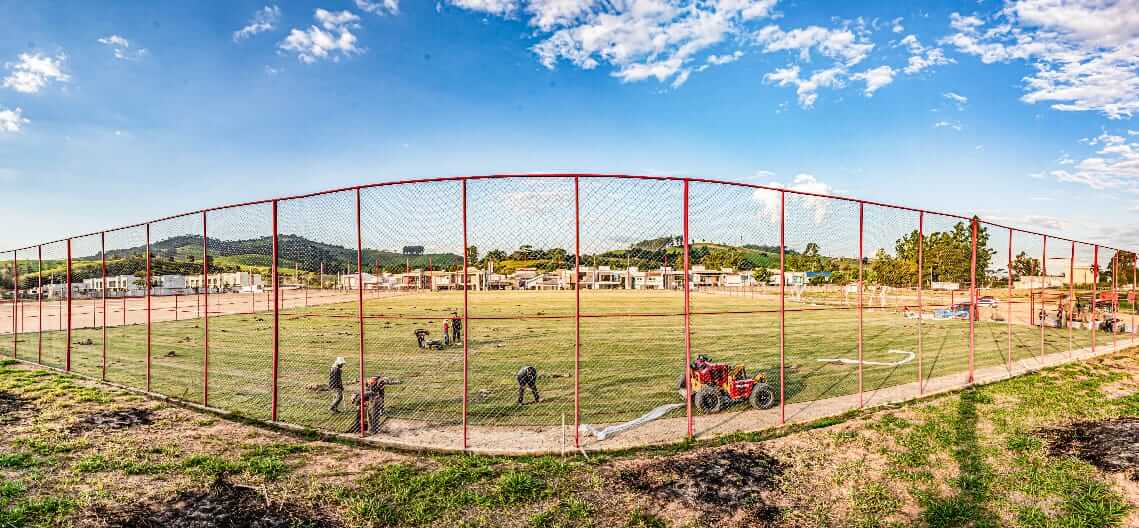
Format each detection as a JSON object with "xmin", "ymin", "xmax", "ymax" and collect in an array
[{"xmin": 2, "ymin": 289, "xmax": 1118, "ymax": 436}]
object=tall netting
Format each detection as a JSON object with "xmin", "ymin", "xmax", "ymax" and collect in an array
[
  {"xmin": 278, "ymin": 191, "xmax": 360, "ymax": 432},
  {"xmin": 1, "ymin": 252, "xmax": 12, "ymax": 358},
  {"xmin": 1074, "ymin": 243, "xmax": 1098, "ymax": 354},
  {"xmin": 781, "ymin": 194, "xmax": 860, "ymax": 420},
  {"xmin": 69, "ymin": 234, "xmax": 104, "ymax": 379},
  {"xmin": 579, "ymin": 177, "xmax": 685, "ymax": 448},
  {"xmin": 103, "ymin": 227, "xmax": 148, "ymax": 389},
  {"xmin": 38, "ymin": 241, "xmax": 69, "ymax": 370},
  {"xmin": 14, "ymin": 248, "xmax": 39, "ymax": 362},
  {"xmin": 916, "ymin": 214, "xmax": 974, "ymax": 392},
  {"xmin": 860, "ymin": 205, "xmax": 921, "ymax": 406},
  {"xmin": 1007, "ymin": 231, "xmax": 1043, "ymax": 368},
  {"xmin": 466, "ymin": 177, "xmax": 575, "ymax": 451},
  {"xmin": 207, "ymin": 204, "xmax": 273, "ymax": 419},
  {"xmin": 147, "ymin": 214, "xmax": 204, "ymax": 403},
  {"xmin": 1124, "ymin": 251, "xmax": 1139, "ymax": 347},
  {"xmin": 1042, "ymin": 237, "xmax": 1074, "ymax": 359},
  {"xmin": 359, "ymin": 181, "xmax": 464, "ymax": 450},
  {"xmin": 1099, "ymin": 247, "xmax": 1121, "ymax": 352},
  {"xmin": 980, "ymin": 224, "xmax": 1014, "ymax": 376}
]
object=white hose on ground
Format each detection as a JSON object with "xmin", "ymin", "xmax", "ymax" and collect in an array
[
  {"xmin": 579, "ymin": 403, "xmax": 686, "ymax": 441},
  {"xmin": 816, "ymin": 349, "xmax": 916, "ymax": 366}
]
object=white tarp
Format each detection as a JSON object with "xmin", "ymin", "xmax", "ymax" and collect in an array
[
  {"xmin": 816, "ymin": 349, "xmax": 915, "ymax": 366},
  {"xmin": 579, "ymin": 403, "xmax": 685, "ymax": 441}
]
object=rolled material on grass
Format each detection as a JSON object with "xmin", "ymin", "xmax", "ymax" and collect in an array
[
  {"xmin": 816, "ymin": 349, "xmax": 915, "ymax": 367},
  {"xmin": 580, "ymin": 403, "xmax": 685, "ymax": 441}
]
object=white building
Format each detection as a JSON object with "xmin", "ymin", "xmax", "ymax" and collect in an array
[{"xmin": 186, "ymin": 271, "xmax": 264, "ymax": 293}]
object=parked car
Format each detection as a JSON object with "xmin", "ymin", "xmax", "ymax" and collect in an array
[
  {"xmin": 934, "ymin": 302, "xmax": 973, "ymax": 319},
  {"xmin": 977, "ymin": 296, "xmax": 998, "ymax": 307}
]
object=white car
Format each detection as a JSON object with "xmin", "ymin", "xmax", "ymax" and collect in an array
[{"xmin": 977, "ymin": 296, "xmax": 999, "ymax": 307}]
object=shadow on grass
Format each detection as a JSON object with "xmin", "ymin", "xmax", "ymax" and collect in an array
[{"xmin": 920, "ymin": 389, "xmax": 1000, "ymax": 528}]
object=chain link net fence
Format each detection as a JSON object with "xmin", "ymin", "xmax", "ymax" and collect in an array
[{"xmin": 2, "ymin": 175, "xmax": 1135, "ymax": 453}]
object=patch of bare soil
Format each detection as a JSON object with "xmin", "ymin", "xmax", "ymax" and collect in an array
[
  {"xmin": 70, "ymin": 407, "xmax": 155, "ymax": 433},
  {"xmin": 97, "ymin": 477, "xmax": 340, "ymax": 528},
  {"xmin": 616, "ymin": 445, "xmax": 783, "ymax": 523},
  {"xmin": 1040, "ymin": 417, "xmax": 1139, "ymax": 480},
  {"xmin": 0, "ymin": 390, "xmax": 30, "ymax": 424}
]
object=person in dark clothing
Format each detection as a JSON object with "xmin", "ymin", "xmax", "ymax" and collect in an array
[
  {"xmin": 451, "ymin": 313, "xmax": 462, "ymax": 343},
  {"xmin": 516, "ymin": 365, "xmax": 540, "ymax": 405},
  {"xmin": 442, "ymin": 321, "xmax": 451, "ymax": 346},
  {"xmin": 328, "ymin": 357, "xmax": 346, "ymax": 413},
  {"xmin": 414, "ymin": 329, "xmax": 429, "ymax": 348},
  {"xmin": 346, "ymin": 376, "xmax": 387, "ymax": 435}
]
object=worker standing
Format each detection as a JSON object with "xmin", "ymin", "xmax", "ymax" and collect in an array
[
  {"xmin": 451, "ymin": 312, "xmax": 462, "ymax": 343},
  {"xmin": 328, "ymin": 357, "xmax": 345, "ymax": 413},
  {"xmin": 442, "ymin": 320, "xmax": 450, "ymax": 346}
]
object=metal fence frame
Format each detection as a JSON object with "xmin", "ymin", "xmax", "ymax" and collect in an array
[{"xmin": 2, "ymin": 173, "xmax": 1135, "ymax": 453}]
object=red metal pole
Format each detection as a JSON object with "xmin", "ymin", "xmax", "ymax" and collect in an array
[
  {"xmin": 683, "ymin": 180, "xmax": 692, "ymax": 439},
  {"xmin": 101, "ymin": 232, "xmax": 107, "ymax": 380},
  {"xmin": 968, "ymin": 218, "xmax": 977, "ymax": 383},
  {"xmin": 271, "ymin": 200, "xmax": 280, "ymax": 422},
  {"xmin": 917, "ymin": 212, "xmax": 924, "ymax": 394},
  {"xmin": 1069, "ymin": 241, "xmax": 1075, "ymax": 357},
  {"xmin": 1113, "ymin": 252, "xmax": 1118, "ymax": 350},
  {"xmin": 462, "ymin": 180, "xmax": 472, "ymax": 450},
  {"xmin": 356, "ymin": 189, "xmax": 366, "ymax": 437},
  {"xmin": 1008, "ymin": 229, "xmax": 1013, "ymax": 372},
  {"xmin": 572, "ymin": 177, "xmax": 581, "ymax": 448},
  {"xmin": 202, "ymin": 212, "xmax": 209, "ymax": 406},
  {"xmin": 1041, "ymin": 235, "xmax": 1047, "ymax": 360},
  {"xmin": 12, "ymin": 251, "xmax": 17, "ymax": 358},
  {"xmin": 778, "ymin": 191, "xmax": 785, "ymax": 424},
  {"xmin": 1092, "ymin": 245, "xmax": 1098, "ymax": 354},
  {"xmin": 1132, "ymin": 254, "xmax": 1136, "ymax": 345},
  {"xmin": 857, "ymin": 202, "xmax": 864, "ymax": 407},
  {"xmin": 66, "ymin": 238, "xmax": 72, "ymax": 372},
  {"xmin": 145, "ymin": 225, "xmax": 151, "ymax": 390},
  {"xmin": 37, "ymin": 246, "xmax": 42, "ymax": 364}
]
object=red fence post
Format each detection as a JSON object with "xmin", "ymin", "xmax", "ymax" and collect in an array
[
  {"xmin": 1113, "ymin": 253, "xmax": 1118, "ymax": 350},
  {"xmin": 202, "ymin": 212, "xmax": 209, "ymax": 405},
  {"xmin": 462, "ymin": 180, "xmax": 471, "ymax": 450},
  {"xmin": 917, "ymin": 212, "xmax": 924, "ymax": 394},
  {"xmin": 1069, "ymin": 241, "xmax": 1075, "ymax": 357},
  {"xmin": 355, "ymin": 188, "xmax": 365, "ymax": 438},
  {"xmin": 101, "ymin": 232, "xmax": 107, "ymax": 380},
  {"xmin": 66, "ymin": 238, "xmax": 72, "ymax": 372},
  {"xmin": 1092, "ymin": 245, "xmax": 1098, "ymax": 354},
  {"xmin": 968, "ymin": 218, "xmax": 977, "ymax": 384},
  {"xmin": 683, "ymin": 180, "xmax": 692, "ymax": 439},
  {"xmin": 271, "ymin": 200, "xmax": 280, "ymax": 422},
  {"xmin": 12, "ymin": 250, "xmax": 17, "ymax": 359},
  {"xmin": 1133, "ymin": 254, "xmax": 1137, "ymax": 345},
  {"xmin": 145, "ymin": 225, "xmax": 151, "ymax": 390},
  {"xmin": 857, "ymin": 202, "xmax": 864, "ymax": 407},
  {"xmin": 37, "ymin": 245, "xmax": 42, "ymax": 364},
  {"xmin": 1007, "ymin": 229, "xmax": 1013, "ymax": 372},
  {"xmin": 1041, "ymin": 236, "xmax": 1047, "ymax": 360},
  {"xmin": 572, "ymin": 176, "xmax": 581, "ymax": 448},
  {"xmin": 778, "ymin": 190, "xmax": 785, "ymax": 424}
]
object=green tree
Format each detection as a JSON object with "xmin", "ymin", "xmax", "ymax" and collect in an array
[
  {"xmin": 1011, "ymin": 251, "xmax": 1041, "ymax": 279},
  {"xmin": 466, "ymin": 245, "xmax": 478, "ymax": 264},
  {"xmin": 753, "ymin": 268, "xmax": 771, "ymax": 284},
  {"xmin": 702, "ymin": 247, "xmax": 747, "ymax": 270}
]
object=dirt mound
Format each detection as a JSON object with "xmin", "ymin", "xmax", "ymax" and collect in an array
[
  {"xmin": 1040, "ymin": 417, "xmax": 1139, "ymax": 479},
  {"xmin": 71, "ymin": 408, "xmax": 155, "ymax": 433},
  {"xmin": 101, "ymin": 478, "xmax": 339, "ymax": 528},
  {"xmin": 0, "ymin": 391, "xmax": 29, "ymax": 424},
  {"xmin": 617, "ymin": 445, "xmax": 783, "ymax": 522}
]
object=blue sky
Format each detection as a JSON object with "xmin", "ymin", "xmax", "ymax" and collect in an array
[{"xmin": 1, "ymin": 0, "xmax": 1137, "ymax": 253}]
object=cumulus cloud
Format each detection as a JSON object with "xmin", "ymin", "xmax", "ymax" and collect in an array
[
  {"xmin": 943, "ymin": 91, "xmax": 968, "ymax": 109},
  {"xmin": 753, "ymin": 173, "xmax": 837, "ymax": 225},
  {"xmin": 98, "ymin": 34, "xmax": 147, "ymax": 60},
  {"xmin": 942, "ymin": 1, "xmax": 1139, "ymax": 119},
  {"xmin": 0, "ymin": 106, "xmax": 28, "ymax": 133},
  {"xmin": 895, "ymin": 34, "xmax": 954, "ymax": 75},
  {"xmin": 763, "ymin": 65, "xmax": 845, "ymax": 107},
  {"xmin": 234, "ymin": 5, "xmax": 282, "ymax": 41},
  {"xmin": 891, "ymin": 17, "xmax": 904, "ymax": 34},
  {"xmin": 448, "ymin": 0, "xmax": 779, "ymax": 87},
  {"xmin": 3, "ymin": 53, "xmax": 69, "ymax": 93},
  {"xmin": 1050, "ymin": 131, "xmax": 1139, "ymax": 191},
  {"xmin": 279, "ymin": 9, "xmax": 363, "ymax": 64},
  {"xmin": 356, "ymin": 0, "xmax": 399, "ymax": 15},
  {"xmin": 851, "ymin": 65, "xmax": 895, "ymax": 96},
  {"xmin": 753, "ymin": 24, "xmax": 874, "ymax": 66}
]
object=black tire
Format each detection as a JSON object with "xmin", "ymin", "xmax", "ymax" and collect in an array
[
  {"xmin": 749, "ymin": 383, "xmax": 776, "ymax": 410},
  {"xmin": 695, "ymin": 386, "xmax": 723, "ymax": 414}
]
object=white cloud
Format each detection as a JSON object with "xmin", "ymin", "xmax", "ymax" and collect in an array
[
  {"xmin": 895, "ymin": 34, "xmax": 954, "ymax": 74},
  {"xmin": 450, "ymin": 0, "xmax": 779, "ymax": 87},
  {"xmin": 754, "ymin": 24, "xmax": 874, "ymax": 66},
  {"xmin": 943, "ymin": 91, "xmax": 969, "ymax": 108},
  {"xmin": 0, "ymin": 106, "xmax": 28, "ymax": 133},
  {"xmin": 2, "ymin": 53, "xmax": 69, "ymax": 93},
  {"xmin": 753, "ymin": 173, "xmax": 836, "ymax": 224},
  {"xmin": 934, "ymin": 120, "xmax": 963, "ymax": 131},
  {"xmin": 706, "ymin": 50, "xmax": 743, "ymax": 65},
  {"xmin": 356, "ymin": 0, "xmax": 399, "ymax": 15},
  {"xmin": 763, "ymin": 65, "xmax": 846, "ymax": 107},
  {"xmin": 234, "ymin": 5, "xmax": 282, "ymax": 41},
  {"xmin": 851, "ymin": 65, "xmax": 895, "ymax": 96},
  {"xmin": 891, "ymin": 17, "xmax": 904, "ymax": 33},
  {"xmin": 279, "ymin": 9, "xmax": 363, "ymax": 64},
  {"xmin": 98, "ymin": 34, "xmax": 147, "ymax": 60},
  {"xmin": 942, "ymin": 1, "xmax": 1139, "ymax": 119}
]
